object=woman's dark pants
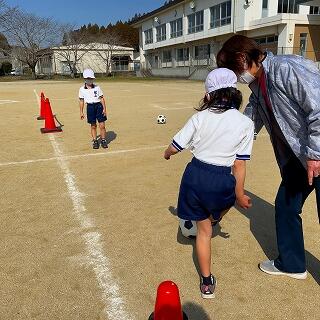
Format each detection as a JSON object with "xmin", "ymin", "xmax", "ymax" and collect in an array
[{"xmin": 274, "ymin": 157, "xmax": 320, "ymax": 273}]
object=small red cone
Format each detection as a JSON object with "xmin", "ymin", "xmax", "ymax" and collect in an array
[
  {"xmin": 40, "ymin": 98, "xmax": 62, "ymax": 133},
  {"xmin": 37, "ymin": 92, "xmax": 46, "ymax": 120},
  {"xmin": 149, "ymin": 281, "xmax": 188, "ymax": 320}
]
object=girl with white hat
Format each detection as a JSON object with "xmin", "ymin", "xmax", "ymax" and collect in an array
[
  {"xmin": 79, "ymin": 69, "xmax": 108, "ymax": 149},
  {"xmin": 164, "ymin": 68, "xmax": 254, "ymax": 298}
]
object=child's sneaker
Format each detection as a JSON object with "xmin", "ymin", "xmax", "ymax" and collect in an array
[
  {"xmin": 200, "ymin": 274, "xmax": 216, "ymax": 299},
  {"xmin": 92, "ymin": 139, "xmax": 99, "ymax": 149},
  {"xmin": 100, "ymin": 139, "xmax": 108, "ymax": 149}
]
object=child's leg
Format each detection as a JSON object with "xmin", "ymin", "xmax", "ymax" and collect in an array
[
  {"xmin": 91, "ymin": 124, "xmax": 97, "ymax": 140},
  {"xmin": 196, "ymin": 218, "xmax": 213, "ymax": 277},
  {"xmin": 98, "ymin": 121, "xmax": 106, "ymax": 140}
]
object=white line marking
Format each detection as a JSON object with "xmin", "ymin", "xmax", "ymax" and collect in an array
[
  {"xmin": 152, "ymin": 104, "xmax": 192, "ymax": 111},
  {"xmin": 0, "ymin": 99, "xmax": 19, "ymax": 104},
  {"xmin": 0, "ymin": 145, "xmax": 167, "ymax": 167},
  {"xmin": 33, "ymin": 90, "xmax": 133, "ymax": 320}
]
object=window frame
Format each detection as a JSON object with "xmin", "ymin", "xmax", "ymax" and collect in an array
[
  {"xmin": 210, "ymin": 1, "xmax": 232, "ymax": 29},
  {"xmin": 156, "ymin": 24, "xmax": 167, "ymax": 42},
  {"xmin": 170, "ymin": 18, "xmax": 183, "ymax": 38},
  {"xmin": 144, "ymin": 28, "xmax": 153, "ymax": 45},
  {"xmin": 188, "ymin": 10, "xmax": 204, "ymax": 34}
]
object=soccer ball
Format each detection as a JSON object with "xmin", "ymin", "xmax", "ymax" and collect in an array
[
  {"xmin": 179, "ymin": 219, "xmax": 197, "ymax": 238},
  {"xmin": 157, "ymin": 115, "xmax": 166, "ymax": 124}
]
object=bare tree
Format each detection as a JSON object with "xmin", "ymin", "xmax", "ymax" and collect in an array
[
  {"xmin": 1, "ymin": 8, "xmax": 62, "ymax": 78},
  {"xmin": 54, "ymin": 25, "xmax": 96, "ymax": 78},
  {"xmin": 0, "ymin": 0, "xmax": 11, "ymax": 25},
  {"xmin": 95, "ymin": 31, "xmax": 125, "ymax": 75}
]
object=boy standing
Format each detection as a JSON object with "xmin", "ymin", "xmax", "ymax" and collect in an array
[{"xmin": 79, "ymin": 69, "xmax": 108, "ymax": 149}]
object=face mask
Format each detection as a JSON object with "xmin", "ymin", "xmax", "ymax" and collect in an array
[
  {"xmin": 85, "ymin": 79, "xmax": 94, "ymax": 85},
  {"xmin": 238, "ymin": 71, "xmax": 256, "ymax": 85}
]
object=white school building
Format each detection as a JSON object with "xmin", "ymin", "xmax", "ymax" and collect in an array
[
  {"xmin": 36, "ymin": 43, "xmax": 136, "ymax": 76},
  {"xmin": 131, "ymin": 0, "xmax": 320, "ymax": 79}
]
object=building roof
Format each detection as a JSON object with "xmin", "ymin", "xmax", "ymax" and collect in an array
[
  {"xmin": 52, "ymin": 43, "xmax": 134, "ymax": 51},
  {"xmin": 130, "ymin": 0, "xmax": 185, "ymax": 27}
]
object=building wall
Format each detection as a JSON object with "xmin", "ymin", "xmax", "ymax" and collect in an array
[
  {"xmin": 294, "ymin": 24, "xmax": 320, "ymax": 60},
  {"xmin": 49, "ymin": 49, "xmax": 134, "ymax": 75},
  {"xmin": 134, "ymin": 0, "xmax": 320, "ymax": 77}
]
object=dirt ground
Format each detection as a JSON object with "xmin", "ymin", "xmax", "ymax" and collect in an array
[{"xmin": 0, "ymin": 79, "xmax": 319, "ymax": 320}]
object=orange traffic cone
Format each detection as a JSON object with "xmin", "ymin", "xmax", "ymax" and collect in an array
[
  {"xmin": 149, "ymin": 281, "xmax": 188, "ymax": 320},
  {"xmin": 37, "ymin": 92, "xmax": 46, "ymax": 120},
  {"xmin": 40, "ymin": 98, "xmax": 62, "ymax": 133}
]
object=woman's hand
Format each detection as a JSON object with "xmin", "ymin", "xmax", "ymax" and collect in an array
[{"xmin": 307, "ymin": 159, "xmax": 320, "ymax": 185}]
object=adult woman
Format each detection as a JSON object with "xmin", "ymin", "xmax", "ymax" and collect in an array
[{"xmin": 217, "ymin": 35, "xmax": 320, "ymax": 279}]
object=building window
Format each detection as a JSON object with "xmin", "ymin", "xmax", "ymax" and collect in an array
[
  {"xmin": 299, "ymin": 33, "xmax": 308, "ymax": 57},
  {"xmin": 309, "ymin": 6, "xmax": 320, "ymax": 14},
  {"xmin": 210, "ymin": 1, "xmax": 231, "ymax": 28},
  {"xmin": 188, "ymin": 10, "xmax": 204, "ymax": 34},
  {"xmin": 144, "ymin": 29, "xmax": 153, "ymax": 45},
  {"xmin": 170, "ymin": 18, "xmax": 183, "ymax": 38},
  {"xmin": 177, "ymin": 48, "xmax": 189, "ymax": 62},
  {"xmin": 254, "ymin": 35, "xmax": 278, "ymax": 45},
  {"xmin": 262, "ymin": 0, "xmax": 268, "ymax": 9},
  {"xmin": 156, "ymin": 24, "xmax": 166, "ymax": 42},
  {"xmin": 278, "ymin": 0, "xmax": 298, "ymax": 13},
  {"xmin": 195, "ymin": 44, "xmax": 210, "ymax": 60},
  {"xmin": 163, "ymin": 50, "xmax": 172, "ymax": 63}
]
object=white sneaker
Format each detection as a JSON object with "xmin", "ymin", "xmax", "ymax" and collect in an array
[{"xmin": 259, "ymin": 260, "xmax": 307, "ymax": 280}]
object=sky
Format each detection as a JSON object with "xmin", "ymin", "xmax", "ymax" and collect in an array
[{"xmin": 4, "ymin": 0, "xmax": 165, "ymax": 26}]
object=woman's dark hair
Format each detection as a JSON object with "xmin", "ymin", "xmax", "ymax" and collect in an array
[
  {"xmin": 196, "ymin": 87, "xmax": 242, "ymax": 112},
  {"xmin": 217, "ymin": 35, "xmax": 264, "ymax": 75}
]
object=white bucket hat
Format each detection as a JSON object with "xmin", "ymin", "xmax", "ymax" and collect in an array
[
  {"xmin": 205, "ymin": 68, "xmax": 237, "ymax": 94},
  {"xmin": 83, "ymin": 68, "xmax": 95, "ymax": 79}
]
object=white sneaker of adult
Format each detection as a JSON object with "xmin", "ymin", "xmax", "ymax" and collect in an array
[{"xmin": 259, "ymin": 260, "xmax": 307, "ymax": 280}]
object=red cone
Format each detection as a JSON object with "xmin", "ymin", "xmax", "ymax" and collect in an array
[
  {"xmin": 40, "ymin": 98, "xmax": 62, "ymax": 133},
  {"xmin": 37, "ymin": 92, "xmax": 46, "ymax": 120},
  {"xmin": 149, "ymin": 281, "xmax": 188, "ymax": 320}
]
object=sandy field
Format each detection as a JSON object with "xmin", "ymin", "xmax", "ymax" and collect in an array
[{"xmin": 0, "ymin": 79, "xmax": 319, "ymax": 320}]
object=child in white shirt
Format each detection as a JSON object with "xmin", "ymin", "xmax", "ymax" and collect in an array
[
  {"xmin": 79, "ymin": 69, "xmax": 108, "ymax": 149},
  {"xmin": 164, "ymin": 68, "xmax": 254, "ymax": 299}
]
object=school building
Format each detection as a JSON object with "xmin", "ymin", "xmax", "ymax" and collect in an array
[
  {"xmin": 36, "ymin": 43, "xmax": 136, "ymax": 76},
  {"xmin": 131, "ymin": 0, "xmax": 320, "ymax": 79}
]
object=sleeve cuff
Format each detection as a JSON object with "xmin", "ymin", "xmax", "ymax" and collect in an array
[
  {"xmin": 306, "ymin": 147, "xmax": 320, "ymax": 160},
  {"xmin": 172, "ymin": 139, "xmax": 184, "ymax": 152},
  {"xmin": 236, "ymin": 154, "xmax": 251, "ymax": 160}
]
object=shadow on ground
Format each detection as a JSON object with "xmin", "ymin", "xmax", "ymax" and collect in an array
[
  {"xmin": 183, "ymin": 301, "xmax": 211, "ymax": 320},
  {"xmin": 237, "ymin": 190, "xmax": 320, "ymax": 285},
  {"xmin": 98, "ymin": 131, "xmax": 117, "ymax": 145},
  {"xmin": 148, "ymin": 302, "xmax": 210, "ymax": 320}
]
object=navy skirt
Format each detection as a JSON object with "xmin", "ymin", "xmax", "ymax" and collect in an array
[{"xmin": 177, "ymin": 157, "xmax": 236, "ymax": 221}]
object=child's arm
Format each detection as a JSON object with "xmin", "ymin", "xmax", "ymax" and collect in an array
[
  {"xmin": 79, "ymin": 99, "xmax": 85, "ymax": 120},
  {"xmin": 233, "ymin": 159, "xmax": 252, "ymax": 209},
  {"xmin": 164, "ymin": 144, "xmax": 179, "ymax": 160},
  {"xmin": 164, "ymin": 114, "xmax": 199, "ymax": 160},
  {"xmin": 100, "ymin": 96, "xmax": 107, "ymax": 116}
]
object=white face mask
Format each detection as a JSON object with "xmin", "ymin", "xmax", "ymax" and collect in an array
[
  {"xmin": 238, "ymin": 71, "xmax": 256, "ymax": 85},
  {"xmin": 85, "ymin": 79, "xmax": 94, "ymax": 85}
]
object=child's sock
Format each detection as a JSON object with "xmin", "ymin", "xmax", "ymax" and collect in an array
[{"xmin": 202, "ymin": 274, "xmax": 213, "ymax": 286}]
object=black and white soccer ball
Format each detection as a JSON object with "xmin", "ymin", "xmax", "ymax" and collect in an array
[
  {"xmin": 179, "ymin": 219, "xmax": 197, "ymax": 238},
  {"xmin": 157, "ymin": 115, "xmax": 166, "ymax": 124}
]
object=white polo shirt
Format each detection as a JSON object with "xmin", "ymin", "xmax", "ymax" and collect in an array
[
  {"xmin": 172, "ymin": 108, "xmax": 254, "ymax": 167},
  {"xmin": 79, "ymin": 85, "xmax": 103, "ymax": 104}
]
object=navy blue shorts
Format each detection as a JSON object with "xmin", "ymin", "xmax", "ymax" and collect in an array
[
  {"xmin": 87, "ymin": 102, "xmax": 107, "ymax": 124},
  {"xmin": 177, "ymin": 157, "xmax": 236, "ymax": 221}
]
